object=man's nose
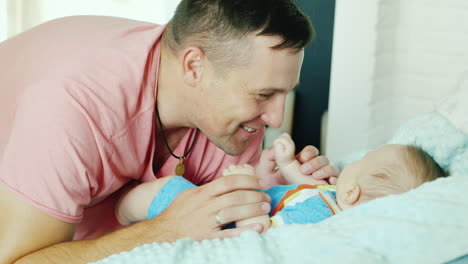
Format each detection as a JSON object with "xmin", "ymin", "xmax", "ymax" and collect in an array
[{"xmin": 261, "ymin": 96, "xmax": 285, "ymax": 129}]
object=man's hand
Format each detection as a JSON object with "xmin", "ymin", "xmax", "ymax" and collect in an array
[
  {"xmin": 296, "ymin": 145, "xmax": 339, "ymax": 185},
  {"xmin": 150, "ymin": 174, "xmax": 271, "ymax": 241},
  {"xmin": 256, "ymin": 144, "xmax": 340, "ymax": 188}
]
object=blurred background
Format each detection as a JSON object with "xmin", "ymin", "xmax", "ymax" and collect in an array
[{"xmin": 1, "ymin": 0, "xmax": 467, "ymax": 163}]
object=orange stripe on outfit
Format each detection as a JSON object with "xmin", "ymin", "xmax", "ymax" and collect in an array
[
  {"xmin": 318, "ymin": 191, "xmax": 338, "ymax": 215},
  {"xmin": 271, "ymin": 184, "xmax": 320, "ymax": 216}
]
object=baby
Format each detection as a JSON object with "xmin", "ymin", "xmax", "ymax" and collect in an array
[{"xmin": 115, "ymin": 134, "xmax": 446, "ymax": 231}]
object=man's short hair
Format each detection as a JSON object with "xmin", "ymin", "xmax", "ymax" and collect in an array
[{"xmin": 162, "ymin": 0, "xmax": 314, "ymax": 68}]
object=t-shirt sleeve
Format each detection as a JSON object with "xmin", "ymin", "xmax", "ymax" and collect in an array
[{"xmin": 0, "ymin": 80, "xmax": 110, "ymax": 223}]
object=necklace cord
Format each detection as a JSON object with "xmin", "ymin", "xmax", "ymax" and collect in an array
[{"xmin": 155, "ymin": 105, "xmax": 199, "ymax": 160}]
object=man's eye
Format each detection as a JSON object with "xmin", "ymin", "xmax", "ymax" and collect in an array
[{"xmin": 258, "ymin": 93, "xmax": 273, "ymax": 99}]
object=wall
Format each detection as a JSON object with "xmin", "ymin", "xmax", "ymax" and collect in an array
[
  {"xmin": 293, "ymin": 0, "xmax": 336, "ymax": 152},
  {"xmin": 326, "ymin": 0, "xmax": 468, "ymax": 162},
  {"xmin": 325, "ymin": 0, "xmax": 378, "ymax": 161}
]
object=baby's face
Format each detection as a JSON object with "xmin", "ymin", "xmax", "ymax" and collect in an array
[{"xmin": 335, "ymin": 144, "xmax": 421, "ymax": 209}]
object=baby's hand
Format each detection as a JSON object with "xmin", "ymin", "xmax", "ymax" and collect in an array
[
  {"xmin": 223, "ymin": 164, "xmax": 256, "ymax": 177},
  {"xmin": 273, "ymin": 133, "xmax": 296, "ymax": 167}
]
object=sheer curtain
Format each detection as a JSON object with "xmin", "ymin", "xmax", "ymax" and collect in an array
[
  {"xmin": 0, "ymin": 0, "xmax": 9, "ymax": 41},
  {"xmin": 1, "ymin": 0, "xmax": 180, "ymax": 41}
]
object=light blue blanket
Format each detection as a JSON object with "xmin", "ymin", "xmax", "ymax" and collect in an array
[{"xmin": 92, "ymin": 112, "xmax": 468, "ymax": 264}]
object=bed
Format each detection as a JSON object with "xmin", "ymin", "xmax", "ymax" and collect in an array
[{"xmin": 92, "ymin": 83, "xmax": 468, "ymax": 264}]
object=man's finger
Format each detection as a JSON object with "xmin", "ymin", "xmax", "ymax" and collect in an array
[
  {"xmin": 213, "ymin": 190, "xmax": 271, "ymax": 209},
  {"xmin": 203, "ymin": 174, "xmax": 266, "ymax": 197},
  {"xmin": 215, "ymin": 201, "xmax": 271, "ymax": 226},
  {"xmin": 296, "ymin": 145, "xmax": 319, "ymax": 163},
  {"xmin": 299, "ymin": 155, "xmax": 329, "ymax": 175},
  {"xmin": 311, "ymin": 165, "xmax": 340, "ymax": 180}
]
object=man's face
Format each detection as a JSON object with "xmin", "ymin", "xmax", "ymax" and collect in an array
[{"xmin": 191, "ymin": 35, "xmax": 304, "ymax": 155}]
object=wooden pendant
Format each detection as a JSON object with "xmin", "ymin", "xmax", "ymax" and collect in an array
[{"xmin": 175, "ymin": 161, "xmax": 185, "ymax": 176}]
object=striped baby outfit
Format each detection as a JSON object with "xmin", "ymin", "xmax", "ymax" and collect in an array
[{"xmin": 263, "ymin": 184, "xmax": 341, "ymax": 227}]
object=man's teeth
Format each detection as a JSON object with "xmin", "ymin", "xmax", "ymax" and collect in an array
[{"xmin": 243, "ymin": 126, "xmax": 257, "ymax": 133}]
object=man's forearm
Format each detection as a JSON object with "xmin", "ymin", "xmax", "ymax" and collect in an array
[{"xmin": 14, "ymin": 218, "xmax": 175, "ymax": 264}]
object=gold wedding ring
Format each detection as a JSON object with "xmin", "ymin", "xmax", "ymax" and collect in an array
[{"xmin": 215, "ymin": 214, "xmax": 222, "ymax": 226}]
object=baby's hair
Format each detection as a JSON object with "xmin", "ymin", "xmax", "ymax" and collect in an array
[
  {"xmin": 359, "ymin": 144, "xmax": 447, "ymax": 202},
  {"xmin": 404, "ymin": 145, "xmax": 448, "ymax": 182}
]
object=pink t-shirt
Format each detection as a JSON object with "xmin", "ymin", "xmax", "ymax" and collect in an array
[{"xmin": 0, "ymin": 16, "xmax": 263, "ymax": 240}]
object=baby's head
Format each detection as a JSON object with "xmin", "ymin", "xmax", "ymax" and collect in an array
[{"xmin": 336, "ymin": 144, "xmax": 446, "ymax": 210}]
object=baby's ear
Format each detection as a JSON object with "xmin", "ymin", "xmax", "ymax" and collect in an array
[{"xmin": 342, "ymin": 184, "xmax": 361, "ymax": 206}]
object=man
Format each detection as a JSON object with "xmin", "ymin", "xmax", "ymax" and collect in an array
[{"xmin": 0, "ymin": 0, "xmax": 338, "ymax": 263}]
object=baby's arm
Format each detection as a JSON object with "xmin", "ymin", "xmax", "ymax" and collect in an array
[
  {"xmin": 115, "ymin": 176, "xmax": 176, "ymax": 226},
  {"xmin": 271, "ymin": 133, "xmax": 327, "ymax": 185}
]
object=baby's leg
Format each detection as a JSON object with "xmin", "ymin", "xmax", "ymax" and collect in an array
[
  {"xmin": 223, "ymin": 164, "xmax": 271, "ymax": 232},
  {"xmin": 116, "ymin": 176, "xmax": 176, "ymax": 225},
  {"xmin": 274, "ymin": 133, "xmax": 326, "ymax": 185}
]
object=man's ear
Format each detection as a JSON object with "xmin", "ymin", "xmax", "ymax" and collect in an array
[
  {"xmin": 181, "ymin": 47, "xmax": 204, "ymax": 87},
  {"xmin": 342, "ymin": 183, "xmax": 361, "ymax": 207}
]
